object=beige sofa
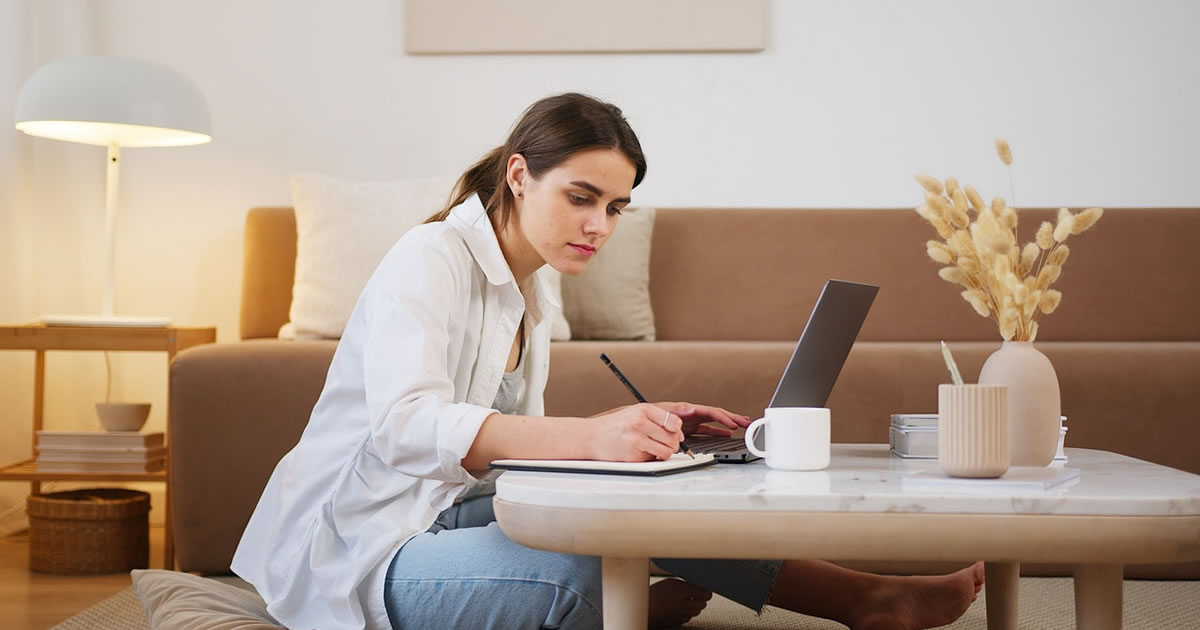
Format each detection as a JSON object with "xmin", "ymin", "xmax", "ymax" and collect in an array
[{"xmin": 170, "ymin": 206, "xmax": 1200, "ymax": 582}]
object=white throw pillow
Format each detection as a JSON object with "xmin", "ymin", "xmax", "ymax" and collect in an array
[
  {"xmin": 560, "ymin": 207, "xmax": 656, "ymax": 340},
  {"xmin": 282, "ymin": 174, "xmax": 457, "ymax": 339},
  {"xmin": 131, "ymin": 569, "xmax": 285, "ymax": 629}
]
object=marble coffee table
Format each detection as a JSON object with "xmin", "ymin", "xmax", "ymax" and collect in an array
[{"xmin": 493, "ymin": 445, "xmax": 1200, "ymax": 630}]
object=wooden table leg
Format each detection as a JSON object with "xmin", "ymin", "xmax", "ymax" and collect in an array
[
  {"xmin": 1074, "ymin": 564, "xmax": 1122, "ymax": 629},
  {"xmin": 602, "ymin": 557, "xmax": 649, "ymax": 630},
  {"xmin": 985, "ymin": 561, "xmax": 1019, "ymax": 630},
  {"xmin": 31, "ymin": 349, "xmax": 45, "ymax": 497}
]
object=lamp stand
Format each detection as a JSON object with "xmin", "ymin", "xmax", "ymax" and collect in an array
[{"xmin": 39, "ymin": 143, "xmax": 170, "ymax": 328}]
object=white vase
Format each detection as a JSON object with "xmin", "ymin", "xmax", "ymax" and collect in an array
[{"xmin": 978, "ymin": 341, "xmax": 1061, "ymax": 467}]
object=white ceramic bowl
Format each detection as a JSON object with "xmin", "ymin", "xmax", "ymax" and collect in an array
[{"xmin": 95, "ymin": 402, "xmax": 151, "ymax": 432}]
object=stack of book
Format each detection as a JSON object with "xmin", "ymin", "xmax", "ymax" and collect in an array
[
  {"xmin": 889, "ymin": 414, "xmax": 1067, "ymax": 461},
  {"xmin": 889, "ymin": 414, "xmax": 939, "ymax": 459},
  {"xmin": 35, "ymin": 431, "xmax": 165, "ymax": 473}
]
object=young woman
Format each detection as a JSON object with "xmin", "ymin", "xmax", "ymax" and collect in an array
[{"xmin": 233, "ymin": 93, "xmax": 984, "ymax": 630}]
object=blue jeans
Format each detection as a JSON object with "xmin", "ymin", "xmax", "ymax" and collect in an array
[{"xmin": 384, "ymin": 494, "xmax": 783, "ymax": 630}]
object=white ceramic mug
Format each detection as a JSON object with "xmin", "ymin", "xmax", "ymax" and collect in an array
[{"xmin": 744, "ymin": 407, "xmax": 831, "ymax": 471}]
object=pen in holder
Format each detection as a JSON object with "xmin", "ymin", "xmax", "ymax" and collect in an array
[{"xmin": 940, "ymin": 341, "xmax": 964, "ymax": 385}]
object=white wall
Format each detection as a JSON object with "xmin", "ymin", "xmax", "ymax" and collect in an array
[
  {"xmin": 0, "ymin": 1, "xmax": 114, "ymax": 533},
  {"xmin": 3, "ymin": 0, "xmax": 1198, "ymax": 527},
  {"xmin": 0, "ymin": 0, "xmax": 36, "ymax": 534}
]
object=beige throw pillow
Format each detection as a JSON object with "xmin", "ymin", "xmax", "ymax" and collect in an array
[
  {"xmin": 282, "ymin": 174, "xmax": 457, "ymax": 339},
  {"xmin": 560, "ymin": 207, "xmax": 656, "ymax": 340},
  {"xmin": 131, "ymin": 569, "xmax": 285, "ymax": 629}
]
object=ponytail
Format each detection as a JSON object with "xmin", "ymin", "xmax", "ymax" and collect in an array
[
  {"xmin": 425, "ymin": 93, "xmax": 646, "ymax": 231},
  {"xmin": 424, "ymin": 145, "xmax": 511, "ymax": 225}
]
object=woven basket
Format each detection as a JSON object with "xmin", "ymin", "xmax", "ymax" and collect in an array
[{"xmin": 26, "ymin": 488, "xmax": 150, "ymax": 574}]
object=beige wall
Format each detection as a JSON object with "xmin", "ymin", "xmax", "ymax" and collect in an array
[{"xmin": 3, "ymin": 0, "xmax": 1200, "ymax": 529}]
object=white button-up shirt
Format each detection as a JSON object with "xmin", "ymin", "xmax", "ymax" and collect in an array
[{"xmin": 232, "ymin": 194, "xmax": 555, "ymax": 630}]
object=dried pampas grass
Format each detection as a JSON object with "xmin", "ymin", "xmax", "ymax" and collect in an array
[
  {"xmin": 914, "ymin": 139, "xmax": 1104, "ymax": 341},
  {"xmin": 916, "ymin": 174, "xmax": 944, "ymax": 195},
  {"xmin": 995, "ymin": 139, "xmax": 1013, "ymax": 165},
  {"xmin": 965, "ymin": 186, "xmax": 986, "ymax": 213}
]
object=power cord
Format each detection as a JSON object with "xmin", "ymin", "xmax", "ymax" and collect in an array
[
  {"xmin": 3, "ymin": 352, "xmax": 114, "ymax": 527},
  {"xmin": 96, "ymin": 350, "xmax": 114, "ymax": 430},
  {"xmin": 2, "ymin": 350, "xmax": 116, "ymax": 533},
  {"xmin": 104, "ymin": 350, "xmax": 112, "ymax": 404}
]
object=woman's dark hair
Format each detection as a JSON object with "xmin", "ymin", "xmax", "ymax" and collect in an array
[{"xmin": 426, "ymin": 93, "xmax": 646, "ymax": 227}]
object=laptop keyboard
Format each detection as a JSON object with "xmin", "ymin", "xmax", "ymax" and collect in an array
[{"xmin": 686, "ymin": 436, "xmax": 748, "ymax": 454}]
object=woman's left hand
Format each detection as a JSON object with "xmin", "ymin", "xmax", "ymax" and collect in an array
[{"xmin": 652, "ymin": 402, "xmax": 751, "ymax": 438}]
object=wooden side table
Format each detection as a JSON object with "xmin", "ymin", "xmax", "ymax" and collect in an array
[{"xmin": 0, "ymin": 324, "xmax": 217, "ymax": 570}]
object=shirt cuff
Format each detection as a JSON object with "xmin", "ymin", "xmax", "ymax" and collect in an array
[{"xmin": 437, "ymin": 402, "xmax": 498, "ymax": 482}]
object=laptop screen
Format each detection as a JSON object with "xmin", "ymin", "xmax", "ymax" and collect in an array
[{"xmin": 768, "ymin": 279, "xmax": 878, "ymax": 408}]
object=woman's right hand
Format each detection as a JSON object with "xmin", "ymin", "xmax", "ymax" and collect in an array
[{"xmin": 586, "ymin": 403, "xmax": 686, "ymax": 462}]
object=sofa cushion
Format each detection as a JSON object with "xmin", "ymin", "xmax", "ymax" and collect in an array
[
  {"xmin": 131, "ymin": 569, "xmax": 284, "ymax": 629},
  {"xmin": 283, "ymin": 173, "xmax": 456, "ymax": 339},
  {"xmin": 170, "ymin": 339, "xmax": 337, "ymax": 574},
  {"xmin": 561, "ymin": 206, "xmax": 656, "ymax": 340},
  {"xmin": 647, "ymin": 208, "xmax": 1200, "ymax": 342}
]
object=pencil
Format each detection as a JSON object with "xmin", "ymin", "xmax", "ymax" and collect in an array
[
  {"xmin": 940, "ymin": 341, "xmax": 964, "ymax": 386},
  {"xmin": 600, "ymin": 353, "xmax": 696, "ymax": 458}
]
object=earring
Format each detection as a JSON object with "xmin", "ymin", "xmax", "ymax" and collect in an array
[{"xmin": 516, "ymin": 191, "xmax": 523, "ymax": 198}]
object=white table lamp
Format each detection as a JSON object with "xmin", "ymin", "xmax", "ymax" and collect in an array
[{"xmin": 15, "ymin": 56, "xmax": 212, "ymax": 327}]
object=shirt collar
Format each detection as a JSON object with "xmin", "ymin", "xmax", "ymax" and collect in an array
[
  {"xmin": 448, "ymin": 193, "xmax": 511, "ymax": 287},
  {"xmin": 447, "ymin": 193, "xmax": 560, "ymax": 323}
]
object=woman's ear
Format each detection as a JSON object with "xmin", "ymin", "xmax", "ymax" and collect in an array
[{"xmin": 506, "ymin": 153, "xmax": 528, "ymax": 197}]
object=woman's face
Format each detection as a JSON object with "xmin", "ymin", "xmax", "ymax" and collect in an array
[{"xmin": 506, "ymin": 148, "xmax": 637, "ymax": 277}]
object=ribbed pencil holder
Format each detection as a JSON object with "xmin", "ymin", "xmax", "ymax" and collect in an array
[{"xmin": 938, "ymin": 384, "xmax": 1009, "ymax": 478}]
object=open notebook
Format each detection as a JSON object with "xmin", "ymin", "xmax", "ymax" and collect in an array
[{"xmin": 490, "ymin": 453, "xmax": 716, "ymax": 476}]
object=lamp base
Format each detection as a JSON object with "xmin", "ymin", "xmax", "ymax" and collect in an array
[{"xmin": 39, "ymin": 314, "xmax": 170, "ymax": 327}]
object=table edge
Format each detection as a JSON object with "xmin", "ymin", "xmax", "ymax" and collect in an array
[{"xmin": 493, "ymin": 499, "xmax": 1200, "ymax": 564}]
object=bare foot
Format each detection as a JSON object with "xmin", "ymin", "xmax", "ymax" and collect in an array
[
  {"xmin": 648, "ymin": 578, "xmax": 712, "ymax": 628},
  {"xmin": 847, "ymin": 562, "xmax": 985, "ymax": 630}
]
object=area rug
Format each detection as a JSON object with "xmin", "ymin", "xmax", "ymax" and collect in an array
[
  {"xmin": 50, "ymin": 586, "xmax": 148, "ymax": 630},
  {"xmin": 52, "ymin": 577, "xmax": 1200, "ymax": 629}
]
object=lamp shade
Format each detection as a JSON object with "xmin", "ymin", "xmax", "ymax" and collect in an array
[{"xmin": 14, "ymin": 56, "xmax": 211, "ymax": 147}]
